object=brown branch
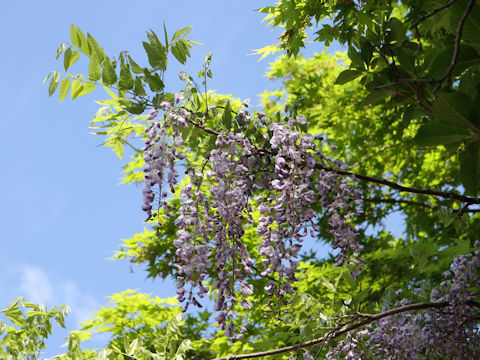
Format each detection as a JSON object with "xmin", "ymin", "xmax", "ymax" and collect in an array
[
  {"xmin": 456, "ymin": 203, "xmax": 470, "ymax": 218},
  {"xmin": 185, "ymin": 116, "xmax": 220, "ymax": 136},
  {"xmin": 410, "ymin": 0, "xmax": 459, "ymax": 29},
  {"xmin": 213, "ymin": 300, "xmax": 479, "ymax": 360},
  {"xmin": 177, "ymin": 112, "xmax": 480, "ymax": 206},
  {"xmin": 319, "ymin": 164, "xmax": 480, "ymax": 205},
  {"xmin": 375, "ymin": 0, "xmax": 474, "ymax": 97},
  {"xmin": 433, "ymin": 0, "xmax": 476, "ymax": 93}
]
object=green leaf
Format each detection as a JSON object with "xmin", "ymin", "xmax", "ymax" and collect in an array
[
  {"xmin": 428, "ymin": 45, "xmax": 480, "ymax": 78},
  {"xmin": 163, "ymin": 22, "xmax": 169, "ymax": 50},
  {"xmin": 459, "ymin": 141, "xmax": 480, "ymax": 196},
  {"xmin": 113, "ymin": 139, "xmax": 124, "ymax": 159},
  {"xmin": 144, "ymin": 70, "xmax": 164, "ymax": 92},
  {"xmin": 414, "ymin": 120, "xmax": 472, "ymax": 146},
  {"xmin": 88, "ymin": 55, "xmax": 102, "ymax": 82},
  {"xmin": 172, "ymin": 25, "xmax": 193, "ymax": 42},
  {"xmin": 43, "ymin": 72, "xmax": 52, "ymax": 84},
  {"xmin": 70, "ymin": 24, "xmax": 79, "ymax": 47},
  {"xmin": 143, "ymin": 41, "xmax": 166, "ymax": 70},
  {"xmin": 102, "ymin": 57, "xmax": 117, "ymax": 86},
  {"xmin": 432, "ymin": 92, "xmax": 478, "ymax": 132},
  {"xmin": 71, "ymin": 81, "xmax": 95, "ymax": 100},
  {"xmin": 389, "ymin": 17, "xmax": 406, "ymax": 43},
  {"xmin": 437, "ymin": 208, "xmax": 456, "ymax": 228},
  {"xmin": 71, "ymin": 80, "xmax": 83, "ymax": 99},
  {"xmin": 75, "ymin": 27, "xmax": 90, "ymax": 56},
  {"xmin": 48, "ymin": 71, "xmax": 60, "ymax": 96},
  {"xmin": 125, "ymin": 103, "xmax": 146, "ymax": 114},
  {"xmin": 55, "ymin": 43, "xmax": 67, "ymax": 60},
  {"xmin": 348, "ymin": 46, "xmax": 364, "ymax": 69},
  {"xmin": 461, "ymin": 4, "xmax": 480, "ymax": 48},
  {"xmin": 58, "ymin": 78, "xmax": 71, "ymax": 102},
  {"xmin": 1, "ymin": 301, "xmax": 24, "ymax": 328},
  {"xmin": 87, "ymin": 34, "xmax": 104, "ymax": 62},
  {"xmin": 134, "ymin": 77, "xmax": 146, "ymax": 97},
  {"xmin": 335, "ymin": 69, "xmax": 363, "ymax": 84},
  {"xmin": 360, "ymin": 90, "xmax": 390, "ymax": 105},
  {"xmin": 222, "ymin": 101, "xmax": 233, "ymax": 130},
  {"xmin": 180, "ymin": 39, "xmax": 191, "ymax": 57},
  {"xmin": 360, "ymin": 40, "xmax": 374, "ymax": 66},
  {"xmin": 78, "ymin": 82, "xmax": 95, "ymax": 97},
  {"xmin": 396, "ymin": 48, "xmax": 415, "ymax": 75},
  {"xmin": 119, "ymin": 64, "xmax": 134, "ymax": 90},
  {"xmin": 128, "ymin": 55, "xmax": 143, "ymax": 74},
  {"xmin": 64, "ymin": 48, "xmax": 80, "ymax": 71},
  {"xmin": 171, "ymin": 42, "xmax": 187, "ymax": 64}
]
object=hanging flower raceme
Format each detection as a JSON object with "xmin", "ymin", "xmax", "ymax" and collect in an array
[
  {"xmin": 141, "ymin": 103, "xmax": 187, "ymax": 221},
  {"xmin": 140, "ymin": 102, "xmax": 363, "ymax": 338}
]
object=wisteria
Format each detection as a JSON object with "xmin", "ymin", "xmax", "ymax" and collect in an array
[
  {"xmin": 141, "ymin": 103, "xmax": 186, "ymax": 221},
  {"xmin": 140, "ymin": 100, "xmax": 363, "ymax": 337},
  {"xmin": 325, "ymin": 247, "xmax": 480, "ymax": 359}
]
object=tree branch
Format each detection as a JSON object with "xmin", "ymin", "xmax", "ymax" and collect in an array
[
  {"xmin": 410, "ymin": 0, "xmax": 459, "ymax": 29},
  {"xmin": 433, "ymin": 0, "xmax": 476, "ymax": 93},
  {"xmin": 409, "ymin": 0, "xmax": 458, "ymax": 61},
  {"xmin": 376, "ymin": 0, "xmax": 475, "ymax": 95},
  {"xmin": 213, "ymin": 300, "xmax": 479, "ymax": 360},
  {"xmin": 319, "ymin": 164, "xmax": 480, "ymax": 205},
  {"xmin": 176, "ymin": 111, "xmax": 480, "ymax": 206}
]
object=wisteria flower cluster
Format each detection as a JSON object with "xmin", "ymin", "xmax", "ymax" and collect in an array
[
  {"xmin": 140, "ymin": 101, "xmax": 363, "ymax": 338},
  {"xmin": 325, "ymin": 247, "xmax": 480, "ymax": 359},
  {"xmin": 142, "ymin": 102, "xmax": 187, "ymax": 221}
]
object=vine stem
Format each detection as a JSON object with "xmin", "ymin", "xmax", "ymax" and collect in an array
[{"xmin": 213, "ymin": 300, "xmax": 480, "ymax": 360}]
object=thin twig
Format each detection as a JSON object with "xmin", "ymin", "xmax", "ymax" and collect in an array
[
  {"xmin": 213, "ymin": 300, "xmax": 479, "ymax": 360},
  {"xmin": 457, "ymin": 203, "xmax": 470, "ymax": 218},
  {"xmin": 410, "ymin": 0, "xmax": 459, "ymax": 29},
  {"xmin": 433, "ymin": 0, "xmax": 476, "ymax": 93}
]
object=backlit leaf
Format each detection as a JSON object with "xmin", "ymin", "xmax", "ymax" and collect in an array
[
  {"xmin": 459, "ymin": 141, "xmax": 480, "ymax": 196},
  {"xmin": 48, "ymin": 71, "xmax": 60, "ymax": 96},
  {"xmin": 119, "ymin": 64, "xmax": 134, "ymax": 90},
  {"xmin": 414, "ymin": 120, "xmax": 471, "ymax": 146},
  {"xmin": 59, "ymin": 78, "xmax": 71, "ymax": 102},
  {"xmin": 88, "ymin": 55, "xmax": 102, "ymax": 81},
  {"xmin": 335, "ymin": 69, "xmax": 363, "ymax": 85},
  {"xmin": 102, "ymin": 57, "xmax": 117, "ymax": 86}
]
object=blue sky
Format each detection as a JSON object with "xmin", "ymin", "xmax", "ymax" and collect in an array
[{"xmin": 0, "ymin": 1, "xmax": 347, "ymax": 357}]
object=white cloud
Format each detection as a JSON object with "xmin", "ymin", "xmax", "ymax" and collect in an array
[
  {"xmin": 61, "ymin": 280, "xmax": 99, "ymax": 325},
  {"xmin": 19, "ymin": 265, "xmax": 54, "ymax": 304},
  {"xmin": 1, "ymin": 262, "xmax": 99, "ymax": 326}
]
